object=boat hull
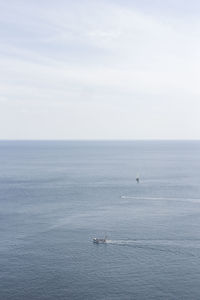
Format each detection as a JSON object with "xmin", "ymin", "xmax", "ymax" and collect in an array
[{"xmin": 93, "ymin": 238, "xmax": 107, "ymax": 244}]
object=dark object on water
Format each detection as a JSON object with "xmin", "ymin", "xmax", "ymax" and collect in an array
[
  {"xmin": 93, "ymin": 236, "xmax": 107, "ymax": 244},
  {"xmin": 136, "ymin": 177, "xmax": 139, "ymax": 183}
]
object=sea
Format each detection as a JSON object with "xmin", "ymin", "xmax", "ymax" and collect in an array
[{"xmin": 0, "ymin": 140, "xmax": 200, "ymax": 300}]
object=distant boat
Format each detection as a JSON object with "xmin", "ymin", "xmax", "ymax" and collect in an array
[
  {"xmin": 136, "ymin": 175, "xmax": 140, "ymax": 183},
  {"xmin": 93, "ymin": 236, "xmax": 107, "ymax": 244}
]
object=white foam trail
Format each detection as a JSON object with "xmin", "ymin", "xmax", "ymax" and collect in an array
[
  {"xmin": 105, "ymin": 239, "xmax": 200, "ymax": 257},
  {"xmin": 106, "ymin": 239, "xmax": 200, "ymax": 248},
  {"xmin": 121, "ymin": 196, "xmax": 200, "ymax": 203},
  {"xmin": 106, "ymin": 239, "xmax": 150, "ymax": 246}
]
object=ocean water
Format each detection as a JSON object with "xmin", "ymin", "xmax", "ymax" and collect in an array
[{"xmin": 0, "ymin": 141, "xmax": 200, "ymax": 300}]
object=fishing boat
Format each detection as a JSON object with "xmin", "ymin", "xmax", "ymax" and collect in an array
[
  {"xmin": 93, "ymin": 236, "xmax": 107, "ymax": 244},
  {"xmin": 136, "ymin": 174, "xmax": 140, "ymax": 183}
]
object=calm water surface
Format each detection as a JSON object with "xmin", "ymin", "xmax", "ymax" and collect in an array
[{"xmin": 0, "ymin": 141, "xmax": 200, "ymax": 299}]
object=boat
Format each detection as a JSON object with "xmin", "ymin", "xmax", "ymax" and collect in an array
[
  {"xmin": 136, "ymin": 174, "xmax": 140, "ymax": 183},
  {"xmin": 93, "ymin": 236, "xmax": 107, "ymax": 244}
]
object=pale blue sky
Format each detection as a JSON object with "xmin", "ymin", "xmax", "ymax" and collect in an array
[{"xmin": 0, "ymin": 0, "xmax": 200, "ymax": 139}]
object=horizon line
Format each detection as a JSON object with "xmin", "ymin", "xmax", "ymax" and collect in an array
[{"xmin": 0, "ymin": 139, "xmax": 200, "ymax": 142}]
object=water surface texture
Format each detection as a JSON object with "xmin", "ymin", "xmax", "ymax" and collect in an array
[{"xmin": 0, "ymin": 141, "xmax": 200, "ymax": 300}]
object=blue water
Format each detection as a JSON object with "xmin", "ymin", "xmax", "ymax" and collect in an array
[{"xmin": 0, "ymin": 141, "xmax": 200, "ymax": 300}]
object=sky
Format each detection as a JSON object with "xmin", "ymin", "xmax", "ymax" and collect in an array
[{"xmin": 0, "ymin": 0, "xmax": 200, "ymax": 140}]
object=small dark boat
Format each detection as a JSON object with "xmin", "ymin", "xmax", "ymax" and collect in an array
[{"xmin": 93, "ymin": 236, "xmax": 107, "ymax": 244}]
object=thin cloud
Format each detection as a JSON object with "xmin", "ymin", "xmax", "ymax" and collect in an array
[{"xmin": 0, "ymin": 0, "xmax": 200, "ymax": 139}]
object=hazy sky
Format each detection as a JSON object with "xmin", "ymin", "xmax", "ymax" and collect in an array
[{"xmin": 1, "ymin": 0, "xmax": 200, "ymax": 139}]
